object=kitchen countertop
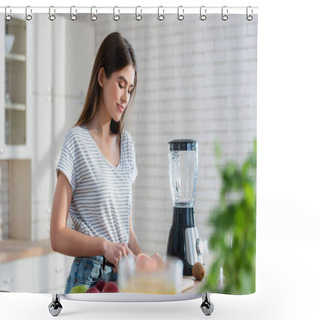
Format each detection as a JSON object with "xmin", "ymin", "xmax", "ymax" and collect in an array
[
  {"xmin": 0, "ymin": 239, "xmax": 52, "ymax": 264},
  {"xmin": 182, "ymin": 276, "xmax": 205, "ymax": 293}
]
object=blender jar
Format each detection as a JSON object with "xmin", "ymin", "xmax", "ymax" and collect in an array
[{"xmin": 168, "ymin": 139, "xmax": 198, "ymax": 208}]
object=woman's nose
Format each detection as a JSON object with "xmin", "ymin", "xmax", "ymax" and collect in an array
[{"xmin": 121, "ymin": 90, "xmax": 128, "ymax": 105}]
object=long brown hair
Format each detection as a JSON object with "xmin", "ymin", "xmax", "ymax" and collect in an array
[{"xmin": 75, "ymin": 32, "xmax": 137, "ymax": 134}]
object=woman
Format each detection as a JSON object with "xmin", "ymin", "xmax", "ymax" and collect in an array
[{"xmin": 50, "ymin": 32, "xmax": 142, "ymax": 294}]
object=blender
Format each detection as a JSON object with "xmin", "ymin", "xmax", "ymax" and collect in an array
[{"xmin": 166, "ymin": 139, "xmax": 204, "ymax": 275}]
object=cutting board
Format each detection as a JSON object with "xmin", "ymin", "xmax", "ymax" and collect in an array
[{"xmin": 180, "ymin": 278, "xmax": 195, "ymax": 292}]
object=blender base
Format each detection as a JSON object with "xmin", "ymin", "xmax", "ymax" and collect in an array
[{"xmin": 167, "ymin": 207, "xmax": 203, "ymax": 275}]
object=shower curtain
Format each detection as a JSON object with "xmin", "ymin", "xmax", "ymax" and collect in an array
[{"xmin": 0, "ymin": 7, "xmax": 257, "ymax": 297}]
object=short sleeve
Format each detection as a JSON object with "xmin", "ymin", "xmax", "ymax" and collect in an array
[
  {"xmin": 56, "ymin": 138, "xmax": 77, "ymax": 192},
  {"xmin": 131, "ymin": 138, "xmax": 138, "ymax": 184},
  {"xmin": 132, "ymin": 157, "xmax": 138, "ymax": 184},
  {"xmin": 125, "ymin": 130, "xmax": 138, "ymax": 184}
]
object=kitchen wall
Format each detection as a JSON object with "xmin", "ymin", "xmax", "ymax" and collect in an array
[{"xmin": 95, "ymin": 15, "xmax": 257, "ymax": 256}]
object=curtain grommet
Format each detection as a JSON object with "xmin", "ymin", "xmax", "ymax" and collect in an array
[
  {"xmin": 70, "ymin": 6, "xmax": 77, "ymax": 21},
  {"xmin": 246, "ymin": 6, "xmax": 254, "ymax": 21},
  {"xmin": 90, "ymin": 6, "xmax": 97, "ymax": 21},
  {"xmin": 200, "ymin": 6, "xmax": 207, "ymax": 21},
  {"xmin": 48, "ymin": 6, "xmax": 56, "ymax": 21},
  {"xmin": 135, "ymin": 6, "xmax": 142, "ymax": 21},
  {"xmin": 177, "ymin": 6, "xmax": 184, "ymax": 21},
  {"xmin": 25, "ymin": 6, "xmax": 32, "ymax": 21},
  {"xmin": 5, "ymin": 6, "xmax": 12, "ymax": 21},
  {"xmin": 113, "ymin": 6, "xmax": 120, "ymax": 21},
  {"xmin": 157, "ymin": 6, "xmax": 165, "ymax": 21},
  {"xmin": 221, "ymin": 6, "xmax": 228, "ymax": 21}
]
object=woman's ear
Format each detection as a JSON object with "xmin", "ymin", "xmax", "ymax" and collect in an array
[{"xmin": 97, "ymin": 67, "xmax": 105, "ymax": 88}]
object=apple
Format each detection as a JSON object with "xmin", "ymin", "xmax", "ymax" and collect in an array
[
  {"xmin": 70, "ymin": 285, "xmax": 88, "ymax": 293},
  {"xmin": 95, "ymin": 280, "xmax": 107, "ymax": 292},
  {"xmin": 102, "ymin": 281, "xmax": 120, "ymax": 293},
  {"xmin": 86, "ymin": 286, "xmax": 100, "ymax": 293}
]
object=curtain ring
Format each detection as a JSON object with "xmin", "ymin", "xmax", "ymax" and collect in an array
[
  {"xmin": 49, "ymin": 6, "xmax": 56, "ymax": 21},
  {"xmin": 177, "ymin": 6, "xmax": 184, "ymax": 21},
  {"xmin": 25, "ymin": 6, "xmax": 32, "ymax": 21},
  {"xmin": 90, "ymin": 6, "xmax": 97, "ymax": 21},
  {"xmin": 135, "ymin": 6, "xmax": 142, "ymax": 21},
  {"xmin": 5, "ymin": 6, "xmax": 12, "ymax": 21},
  {"xmin": 246, "ymin": 6, "xmax": 254, "ymax": 21},
  {"xmin": 221, "ymin": 6, "xmax": 228, "ymax": 21},
  {"xmin": 113, "ymin": 6, "xmax": 120, "ymax": 21},
  {"xmin": 70, "ymin": 6, "xmax": 77, "ymax": 21},
  {"xmin": 157, "ymin": 6, "xmax": 165, "ymax": 21},
  {"xmin": 200, "ymin": 6, "xmax": 207, "ymax": 21}
]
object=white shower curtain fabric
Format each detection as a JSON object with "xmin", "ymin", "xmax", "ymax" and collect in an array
[{"xmin": 0, "ymin": 12, "xmax": 257, "ymax": 295}]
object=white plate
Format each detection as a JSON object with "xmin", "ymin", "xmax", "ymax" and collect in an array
[{"xmin": 63, "ymin": 292, "xmax": 200, "ymax": 303}]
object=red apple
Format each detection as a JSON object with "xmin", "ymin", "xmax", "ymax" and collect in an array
[
  {"xmin": 95, "ymin": 280, "xmax": 107, "ymax": 292},
  {"xmin": 102, "ymin": 282, "xmax": 120, "ymax": 293},
  {"xmin": 86, "ymin": 286, "xmax": 100, "ymax": 293}
]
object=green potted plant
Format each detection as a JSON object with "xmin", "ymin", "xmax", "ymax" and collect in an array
[{"xmin": 203, "ymin": 140, "xmax": 256, "ymax": 294}]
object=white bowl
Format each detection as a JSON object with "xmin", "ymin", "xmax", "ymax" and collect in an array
[{"xmin": 5, "ymin": 34, "xmax": 15, "ymax": 53}]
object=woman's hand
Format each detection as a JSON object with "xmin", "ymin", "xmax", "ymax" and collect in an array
[{"xmin": 103, "ymin": 240, "xmax": 132, "ymax": 272}]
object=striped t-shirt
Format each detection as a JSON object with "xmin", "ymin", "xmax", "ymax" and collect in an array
[{"xmin": 56, "ymin": 124, "xmax": 138, "ymax": 244}]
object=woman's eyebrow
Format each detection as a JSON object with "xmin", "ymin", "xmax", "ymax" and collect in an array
[{"xmin": 118, "ymin": 75, "xmax": 134, "ymax": 88}]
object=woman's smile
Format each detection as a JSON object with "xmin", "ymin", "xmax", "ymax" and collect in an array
[{"xmin": 117, "ymin": 103, "xmax": 126, "ymax": 113}]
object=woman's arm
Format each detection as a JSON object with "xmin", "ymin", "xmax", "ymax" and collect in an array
[
  {"xmin": 128, "ymin": 211, "xmax": 143, "ymax": 256},
  {"xmin": 50, "ymin": 171, "xmax": 131, "ymax": 269}
]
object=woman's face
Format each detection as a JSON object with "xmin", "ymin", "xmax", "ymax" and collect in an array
[{"xmin": 98, "ymin": 64, "xmax": 135, "ymax": 123}]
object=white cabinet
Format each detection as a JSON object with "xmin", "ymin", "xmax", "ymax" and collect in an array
[
  {"xmin": 0, "ymin": 253, "xmax": 73, "ymax": 293},
  {"xmin": 0, "ymin": 257, "xmax": 34, "ymax": 292},
  {"xmin": 1, "ymin": 15, "xmax": 94, "ymax": 162},
  {"xmin": 0, "ymin": 13, "xmax": 94, "ymax": 292},
  {"xmin": 0, "ymin": 15, "xmax": 95, "ymax": 242},
  {"xmin": 33, "ymin": 253, "xmax": 74, "ymax": 293},
  {"xmin": 50, "ymin": 16, "xmax": 95, "ymax": 155},
  {"xmin": 0, "ymin": 15, "xmax": 34, "ymax": 159},
  {"xmin": 30, "ymin": 16, "xmax": 95, "ymax": 242}
]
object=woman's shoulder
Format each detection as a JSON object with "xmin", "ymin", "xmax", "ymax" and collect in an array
[
  {"xmin": 122, "ymin": 129, "xmax": 136, "ymax": 159},
  {"xmin": 62, "ymin": 125, "xmax": 88, "ymax": 150},
  {"xmin": 122, "ymin": 129, "xmax": 135, "ymax": 146},
  {"xmin": 122, "ymin": 129, "xmax": 137, "ymax": 179},
  {"xmin": 65, "ymin": 124, "xmax": 87, "ymax": 141}
]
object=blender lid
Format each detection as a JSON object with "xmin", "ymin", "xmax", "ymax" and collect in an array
[{"xmin": 169, "ymin": 139, "xmax": 198, "ymax": 151}]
